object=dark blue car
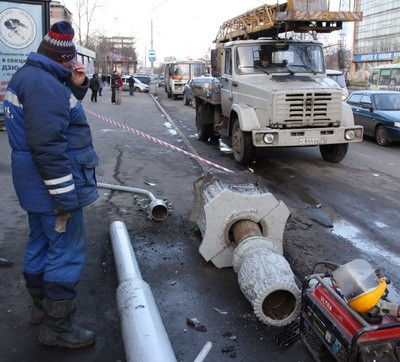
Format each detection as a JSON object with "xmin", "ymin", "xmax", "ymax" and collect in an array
[{"xmin": 346, "ymin": 91, "xmax": 400, "ymax": 146}]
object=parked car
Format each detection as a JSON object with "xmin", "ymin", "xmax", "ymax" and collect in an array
[
  {"xmin": 121, "ymin": 76, "xmax": 150, "ymax": 93},
  {"xmin": 133, "ymin": 74, "xmax": 151, "ymax": 85},
  {"xmin": 345, "ymin": 90, "xmax": 400, "ymax": 146},
  {"xmin": 183, "ymin": 76, "xmax": 217, "ymax": 108},
  {"xmin": 326, "ymin": 69, "xmax": 349, "ymax": 100}
]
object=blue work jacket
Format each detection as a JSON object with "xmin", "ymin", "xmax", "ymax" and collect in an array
[{"xmin": 4, "ymin": 52, "xmax": 99, "ymax": 213}]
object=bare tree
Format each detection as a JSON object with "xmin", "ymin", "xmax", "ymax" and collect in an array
[
  {"xmin": 324, "ymin": 46, "xmax": 352, "ymax": 73},
  {"xmin": 64, "ymin": 0, "xmax": 102, "ymax": 47}
]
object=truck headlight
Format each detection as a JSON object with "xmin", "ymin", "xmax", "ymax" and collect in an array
[
  {"xmin": 345, "ymin": 130, "xmax": 355, "ymax": 140},
  {"xmin": 394, "ymin": 122, "xmax": 400, "ymax": 128},
  {"xmin": 264, "ymin": 133, "xmax": 275, "ymax": 144}
]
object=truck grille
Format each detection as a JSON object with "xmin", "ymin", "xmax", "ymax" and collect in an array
[{"xmin": 272, "ymin": 91, "xmax": 342, "ymax": 128}]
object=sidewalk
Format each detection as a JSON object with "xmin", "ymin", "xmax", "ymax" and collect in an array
[
  {"xmin": 0, "ymin": 86, "xmax": 310, "ymax": 361},
  {"xmin": 0, "ymin": 85, "xmax": 203, "ymax": 361}
]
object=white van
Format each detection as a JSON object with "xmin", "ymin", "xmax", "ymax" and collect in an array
[{"xmin": 326, "ymin": 70, "xmax": 349, "ymax": 100}]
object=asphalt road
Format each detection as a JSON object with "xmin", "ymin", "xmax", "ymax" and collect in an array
[
  {"xmin": 155, "ymin": 85, "xmax": 400, "ymax": 297},
  {"xmin": 1, "ymin": 83, "xmax": 399, "ymax": 362}
]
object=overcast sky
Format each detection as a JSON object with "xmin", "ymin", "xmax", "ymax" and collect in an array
[{"xmin": 62, "ymin": 0, "xmax": 349, "ymax": 67}]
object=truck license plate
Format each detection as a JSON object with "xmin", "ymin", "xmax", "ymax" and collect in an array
[{"xmin": 299, "ymin": 137, "xmax": 328, "ymax": 145}]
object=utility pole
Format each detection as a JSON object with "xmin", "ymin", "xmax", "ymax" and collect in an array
[
  {"xmin": 150, "ymin": 0, "xmax": 169, "ymax": 75},
  {"xmin": 338, "ymin": 0, "xmax": 351, "ymax": 72}
]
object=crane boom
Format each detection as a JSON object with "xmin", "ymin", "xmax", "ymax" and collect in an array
[{"xmin": 215, "ymin": 0, "xmax": 362, "ymax": 44}]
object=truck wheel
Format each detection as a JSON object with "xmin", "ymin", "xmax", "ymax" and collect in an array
[
  {"xmin": 172, "ymin": 94, "xmax": 178, "ymax": 100},
  {"xmin": 319, "ymin": 143, "xmax": 348, "ymax": 163},
  {"xmin": 375, "ymin": 125, "xmax": 390, "ymax": 146},
  {"xmin": 196, "ymin": 104, "xmax": 212, "ymax": 141},
  {"xmin": 232, "ymin": 120, "xmax": 255, "ymax": 165}
]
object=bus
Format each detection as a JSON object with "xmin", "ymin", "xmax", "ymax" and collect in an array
[
  {"xmin": 369, "ymin": 63, "xmax": 400, "ymax": 91},
  {"xmin": 164, "ymin": 60, "xmax": 206, "ymax": 99}
]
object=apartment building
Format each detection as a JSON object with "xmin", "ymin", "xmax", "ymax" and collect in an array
[{"xmin": 350, "ymin": 0, "xmax": 400, "ymax": 81}]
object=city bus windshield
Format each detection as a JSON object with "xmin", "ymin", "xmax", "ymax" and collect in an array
[
  {"xmin": 171, "ymin": 62, "xmax": 206, "ymax": 80},
  {"xmin": 236, "ymin": 43, "xmax": 324, "ymax": 74}
]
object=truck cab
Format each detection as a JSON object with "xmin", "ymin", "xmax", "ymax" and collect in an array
[
  {"xmin": 191, "ymin": 2, "xmax": 363, "ymax": 166},
  {"xmin": 215, "ymin": 39, "xmax": 330, "ymax": 124},
  {"xmin": 193, "ymin": 38, "xmax": 362, "ymax": 165}
]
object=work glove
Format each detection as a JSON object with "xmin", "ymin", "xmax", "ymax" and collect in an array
[{"xmin": 54, "ymin": 211, "xmax": 71, "ymax": 233}]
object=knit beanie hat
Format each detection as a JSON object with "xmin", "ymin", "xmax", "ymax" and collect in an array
[{"xmin": 37, "ymin": 21, "xmax": 76, "ymax": 62}]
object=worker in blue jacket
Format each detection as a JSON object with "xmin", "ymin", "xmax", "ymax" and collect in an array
[{"xmin": 3, "ymin": 21, "xmax": 98, "ymax": 349}]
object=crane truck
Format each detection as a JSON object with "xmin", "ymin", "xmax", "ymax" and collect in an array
[{"xmin": 192, "ymin": 0, "xmax": 363, "ymax": 165}]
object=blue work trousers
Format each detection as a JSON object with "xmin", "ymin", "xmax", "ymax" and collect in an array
[{"xmin": 23, "ymin": 209, "xmax": 87, "ymax": 300}]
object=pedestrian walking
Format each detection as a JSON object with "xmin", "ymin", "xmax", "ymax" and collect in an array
[
  {"xmin": 111, "ymin": 71, "xmax": 123, "ymax": 105},
  {"xmin": 3, "ymin": 21, "xmax": 98, "ymax": 349},
  {"xmin": 128, "ymin": 75, "xmax": 135, "ymax": 96},
  {"xmin": 110, "ymin": 71, "xmax": 118, "ymax": 103},
  {"xmin": 89, "ymin": 74, "xmax": 100, "ymax": 102},
  {"xmin": 98, "ymin": 74, "xmax": 103, "ymax": 96}
]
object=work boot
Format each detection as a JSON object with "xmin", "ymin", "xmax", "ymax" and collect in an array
[
  {"xmin": 28, "ymin": 288, "xmax": 45, "ymax": 325},
  {"xmin": 39, "ymin": 298, "xmax": 95, "ymax": 349}
]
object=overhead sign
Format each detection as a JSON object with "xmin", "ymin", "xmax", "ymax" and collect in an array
[
  {"xmin": 149, "ymin": 49, "xmax": 156, "ymax": 61},
  {"xmin": 354, "ymin": 51, "xmax": 400, "ymax": 62}
]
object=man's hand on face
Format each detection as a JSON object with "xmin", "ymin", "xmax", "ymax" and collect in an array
[{"xmin": 70, "ymin": 61, "xmax": 86, "ymax": 86}]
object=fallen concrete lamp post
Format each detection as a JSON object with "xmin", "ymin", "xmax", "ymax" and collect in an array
[
  {"xmin": 97, "ymin": 182, "xmax": 170, "ymax": 221},
  {"xmin": 110, "ymin": 220, "xmax": 213, "ymax": 362},
  {"xmin": 190, "ymin": 171, "xmax": 300, "ymax": 327},
  {"xmin": 109, "ymin": 220, "xmax": 177, "ymax": 362}
]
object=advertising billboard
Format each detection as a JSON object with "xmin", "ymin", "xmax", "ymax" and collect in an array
[{"xmin": 0, "ymin": 0, "xmax": 50, "ymax": 118}]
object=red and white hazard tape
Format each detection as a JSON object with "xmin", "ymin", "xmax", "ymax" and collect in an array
[{"xmin": 85, "ymin": 109, "xmax": 234, "ymax": 174}]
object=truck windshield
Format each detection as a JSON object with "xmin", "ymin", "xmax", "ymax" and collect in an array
[{"xmin": 236, "ymin": 43, "xmax": 324, "ymax": 75}]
